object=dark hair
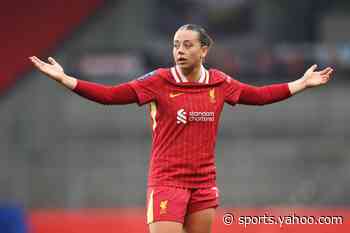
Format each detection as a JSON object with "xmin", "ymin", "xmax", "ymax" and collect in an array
[{"xmin": 178, "ymin": 24, "xmax": 214, "ymax": 48}]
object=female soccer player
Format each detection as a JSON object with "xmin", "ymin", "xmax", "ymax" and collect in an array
[{"xmin": 29, "ymin": 24, "xmax": 333, "ymax": 233}]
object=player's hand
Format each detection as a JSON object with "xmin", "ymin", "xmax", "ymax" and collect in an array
[
  {"xmin": 302, "ymin": 64, "xmax": 334, "ymax": 88},
  {"xmin": 29, "ymin": 56, "xmax": 65, "ymax": 82}
]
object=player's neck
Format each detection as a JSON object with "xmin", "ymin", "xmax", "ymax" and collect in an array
[{"xmin": 176, "ymin": 64, "xmax": 203, "ymax": 82}]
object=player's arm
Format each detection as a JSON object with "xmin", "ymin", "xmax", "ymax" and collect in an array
[
  {"xmin": 238, "ymin": 82, "xmax": 290, "ymax": 105},
  {"xmin": 238, "ymin": 64, "xmax": 334, "ymax": 105},
  {"xmin": 29, "ymin": 56, "xmax": 138, "ymax": 105}
]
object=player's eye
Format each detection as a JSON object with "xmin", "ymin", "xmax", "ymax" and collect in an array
[
  {"xmin": 173, "ymin": 43, "xmax": 180, "ymax": 49},
  {"xmin": 184, "ymin": 42, "xmax": 193, "ymax": 49},
  {"xmin": 173, "ymin": 41, "xmax": 193, "ymax": 50}
]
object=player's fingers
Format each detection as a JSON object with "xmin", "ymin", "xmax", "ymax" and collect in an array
[
  {"xmin": 32, "ymin": 56, "xmax": 46, "ymax": 66},
  {"xmin": 326, "ymin": 68, "xmax": 334, "ymax": 76},
  {"xmin": 29, "ymin": 56, "xmax": 43, "ymax": 67},
  {"xmin": 29, "ymin": 56, "xmax": 35, "ymax": 64},
  {"xmin": 320, "ymin": 67, "xmax": 332, "ymax": 75},
  {"xmin": 48, "ymin": 57, "xmax": 58, "ymax": 65},
  {"xmin": 308, "ymin": 64, "xmax": 318, "ymax": 72}
]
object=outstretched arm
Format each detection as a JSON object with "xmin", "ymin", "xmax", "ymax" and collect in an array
[
  {"xmin": 29, "ymin": 56, "xmax": 138, "ymax": 105},
  {"xmin": 238, "ymin": 64, "xmax": 334, "ymax": 105}
]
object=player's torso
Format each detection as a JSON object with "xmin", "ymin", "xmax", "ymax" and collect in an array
[
  {"xmin": 148, "ymin": 78, "xmax": 226, "ymax": 156},
  {"xmin": 146, "ymin": 68, "xmax": 229, "ymax": 187},
  {"xmin": 160, "ymin": 85, "xmax": 224, "ymax": 126}
]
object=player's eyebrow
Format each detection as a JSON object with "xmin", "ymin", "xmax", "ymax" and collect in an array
[{"xmin": 173, "ymin": 39, "xmax": 195, "ymax": 43}]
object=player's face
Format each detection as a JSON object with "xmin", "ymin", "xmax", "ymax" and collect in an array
[{"xmin": 173, "ymin": 29, "xmax": 208, "ymax": 70}]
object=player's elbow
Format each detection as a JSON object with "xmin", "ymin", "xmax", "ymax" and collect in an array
[
  {"xmin": 256, "ymin": 102, "xmax": 267, "ymax": 106},
  {"xmin": 240, "ymin": 97, "xmax": 269, "ymax": 106},
  {"xmin": 93, "ymin": 98, "xmax": 113, "ymax": 105}
]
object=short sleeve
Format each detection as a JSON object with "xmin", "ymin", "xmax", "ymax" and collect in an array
[{"xmin": 128, "ymin": 70, "xmax": 161, "ymax": 106}]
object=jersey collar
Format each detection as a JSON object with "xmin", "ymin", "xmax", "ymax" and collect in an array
[{"xmin": 170, "ymin": 65, "xmax": 209, "ymax": 84}]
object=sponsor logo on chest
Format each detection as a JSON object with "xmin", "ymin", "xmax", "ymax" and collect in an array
[{"xmin": 176, "ymin": 108, "xmax": 215, "ymax": 124}]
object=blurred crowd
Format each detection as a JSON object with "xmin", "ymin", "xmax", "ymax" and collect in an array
[
  {"xmin": 75, "ymin": 0, "xmax": 350, "ymax": 83},
  {"xmin": 76, "ymin": 43, "xmax": 349, "ymax": 83}
]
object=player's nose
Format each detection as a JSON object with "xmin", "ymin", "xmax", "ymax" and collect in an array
[
  {"xmin": 177, "ymin": 50, "xmax": 185, "ymax": 55},
  {"xmin": 176, "ymin": 44, "xmax": 186, "ymax": 54}
]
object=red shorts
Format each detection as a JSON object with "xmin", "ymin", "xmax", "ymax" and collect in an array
[{"xmin": 146, "ymin": 186, "xmax": 219, "ymax": 224}]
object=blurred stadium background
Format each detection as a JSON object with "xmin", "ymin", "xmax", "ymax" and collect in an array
[{"xmin": 1, "ymin": 0, "xmax": 349, "ymax": 232}]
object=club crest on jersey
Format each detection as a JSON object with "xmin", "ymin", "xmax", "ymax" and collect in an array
[
  {"xmin": 137, "ymin": 71, "xmax": 155, "ymax": 81},
  {"xmin": 176, "ymin": 109, "xmax": 215, "ymax": 124},
  {"xmin": 209, "ymin": 88, "xmax": 216, "ymax": 103},
  {"xmin": 160, "ymin": 200, "xmax": 168, "ymax": 214}
]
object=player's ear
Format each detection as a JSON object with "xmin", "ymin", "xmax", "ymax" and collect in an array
[{"xmin": 201, "ymin": 46, "xmax": 209, "ymax": 60}]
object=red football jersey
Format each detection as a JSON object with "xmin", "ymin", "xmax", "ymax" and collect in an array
[
  {"xmin": 128, "ymin": 66, "xmax": 244, "ymax": 188},
  {"xmin": 73, "ymin": 65, "xmax": 290, "ymax": 188}
]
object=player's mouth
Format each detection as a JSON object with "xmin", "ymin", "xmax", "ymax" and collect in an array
[{"xmin": 177, "ymin": 57, "xmax": 187, "ymax": 64}]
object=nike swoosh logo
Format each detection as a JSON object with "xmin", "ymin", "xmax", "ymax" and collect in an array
[{"xmin": 169, "ymin": 92, "xmax": 185, "ymax": 98}]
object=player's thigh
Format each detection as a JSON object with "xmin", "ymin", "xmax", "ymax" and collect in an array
[
  {"xmin": 183, "ymin": 208, "xmax": 215, "ymax": 233},
  {"xmin": 149, "ymin": 221, "xmax": 183, "ymax": 233}
]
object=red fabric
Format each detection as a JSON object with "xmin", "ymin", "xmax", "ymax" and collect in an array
[
  {"xmin": 73, "ymin": 80, "xmax": 138, "ymax": 105},
  {"xmin": 0, "ymin": 0, "xmax": 105, "ymax": 96},
  {"xmin": 71, "ymin": 68, "xmax": 292, "ymax": 189},
  {"xmin": 238, "ymin": 83, "xmax": 291, "ymax": 105},
  {"xmin": 129, "ymin": 69, "xmax": 221, "ymax": 188},
  {"xmin": 146, "ymin": 186, "xmax": 218, "ymax": 224},
  {"xmin": 147, "ymin": 186, "xmax": 190, "ymax": 224},
  {"xmin": 222, "ymin": 71, "xmax": 291, "ymax": 105},
  {"xmin": 128, "ymin": 68, "xmax": 292, "ymax": 188}
]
